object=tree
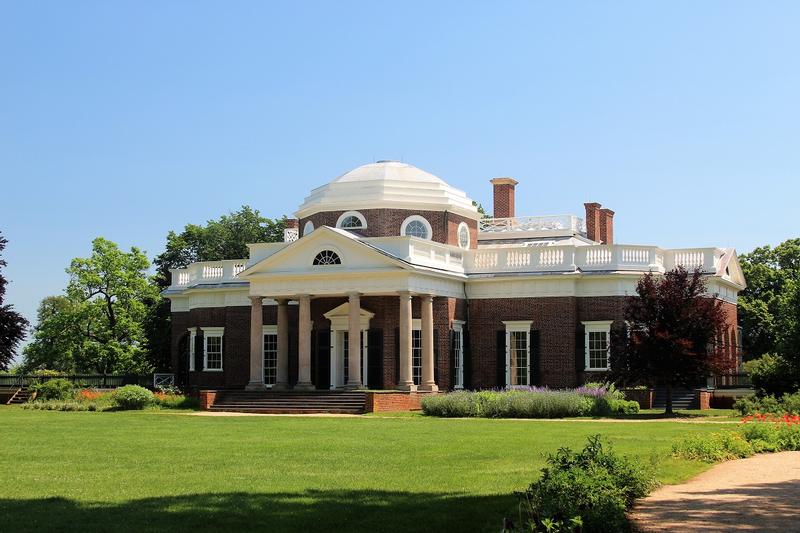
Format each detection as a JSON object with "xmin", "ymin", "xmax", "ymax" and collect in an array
[
  {"xmin": 0, "ymin": 232, "xmax": 29, "ymax": 370},
  {"xmin": 22, "ymin": 238, "xmax": 159, "ymax": 374},
  {"xmin": 145, "ymin": 206, "xmax": 287, "ymax": 371},
  {"xmin": 20, "ymin": 296, "xmax": 80, "ymax": 373},
  {"xmin": 737, "ymin": 238, "xmax": 800, "ymax": 395},
  {"xmin": 610, "ymin": 267, "xmax": 730, "ymax": 415}
]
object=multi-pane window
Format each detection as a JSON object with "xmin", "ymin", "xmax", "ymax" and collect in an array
[
  {"xmin": 405, "ymin": 220, "xmax": 428, "ymax": 239},
  {"xmin": 412, "ymin": 329, "xmax": 422, "ymax": 385},
  {"xmin": 313, "ymin": 250, "xmax": 342, "ymax": 265},
  {"xmin": 263, "ymin": 333, "xmax": 277, "ymax": 386},
  {"xmin": 188, "ymin": 328, "xmax": 196, "ymax": 372},
  {"xmin": 204, "ymin": 334, "xmax": 223, "ymax": 371},
  {"xmin": 583, "ymin": 321, "xmax": 612, "ymax": 371},
  {"xmin": 453, "ymin": 325, "xmax": 464, "ymax": 388},
  {"xmin": 509, "ymin": 331, "xmax": 529, "ymax": 386}
]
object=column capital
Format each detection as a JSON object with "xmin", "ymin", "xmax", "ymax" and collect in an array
[
  {"xmin": 420, "ymin": 294, "xmax": 434, "ymax": 303},
  {"xmin": 275, "ymin": 298, "xmax": 289, "ymax": 306},
  {"xmin": 398, "ymin": 290, "xmax": 412, "ymax": 299},
  {"xmin": 347, "ymin": 291, "xmax": 361, "ymax": 298},
  {"xmin": 249, "ymin": 295, "xmax": 264, "ymax": 303}
]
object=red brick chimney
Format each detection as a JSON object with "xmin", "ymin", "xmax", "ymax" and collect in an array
[
  {"xmin": 286, "ymin": 218, "xmax": 299, "ymax": 229},
  {"xmin": 599, "ymin": 208, "xmax": 614, "ymax": 245},
  {"xmin": 584, "ymin": 202, "xmax": 601, "ymax": 242},
  {"xmin": 490, "ymin": 177, "xmax": 518, "ymax": 219}
]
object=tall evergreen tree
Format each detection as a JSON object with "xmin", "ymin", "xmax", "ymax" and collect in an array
[{"xmin": 0, "ymin": 232, "xmax": 29, "ymax": 370}]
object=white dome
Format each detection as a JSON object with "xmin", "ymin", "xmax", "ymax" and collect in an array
[{"xmin": 295, "ymin": 161, "xmax": 479, "ymax": 219}]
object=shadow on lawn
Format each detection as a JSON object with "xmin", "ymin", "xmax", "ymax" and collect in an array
[{"xmin": 0, "ymin": 489, "xmax": 514, "ymax": 533}]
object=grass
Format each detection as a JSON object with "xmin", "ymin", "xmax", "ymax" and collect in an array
[{"xmin": 0, "ymin": 407, "xmax": 730, "ymax": 532}]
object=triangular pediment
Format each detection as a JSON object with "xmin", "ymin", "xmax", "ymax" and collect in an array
[
  {"xmin": 323, "ymin": 302, "xmax": 375, "ymax": 320},
  {"xmin": 717, "ymin": 249, "xmax": 747, "ymax": 289},
  {"xmin": 239, "ymin": 226, "xmax": 408, "ymax": 277}
]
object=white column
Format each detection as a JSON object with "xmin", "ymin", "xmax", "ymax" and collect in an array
[
  {"xmin": 346, "ymin": 292, "xmax": 364, "ymax": 389},
  {"xmin": 295, "ymin": 294, "xmax": 315, "ymax": 390},
  {"xmin": 396, "ymin": 291, "xmax": 416, "ymax": 391},
  {"xmin": 419, "ymin": 295, "xmax": 438, "ymax": 392},
  {"xmin": 274, "ymin": 298, "xmax": 290, "ymax": 390},
  {"xmin": 245, "ymin": 296, "xmax": 266, "ymax": 391}
]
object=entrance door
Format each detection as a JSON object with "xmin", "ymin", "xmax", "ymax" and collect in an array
[{"xmin": 331, "ymin": 330, "xmax": 367, "ymax": 388}]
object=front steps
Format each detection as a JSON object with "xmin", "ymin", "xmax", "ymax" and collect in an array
[
  {"xmin": 652, "ymin": 387, "xmax": 698, "ymax": 410},
  {"xmin": 209, "ymin": 390, "xmax": 367, "ymax": 414},
  {"xmin": 1, "ymin": 387, "xmax": 31, "ymax": 405}
]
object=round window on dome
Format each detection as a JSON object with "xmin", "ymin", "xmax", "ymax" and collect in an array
[
  {"xmin": 401, "ymin": 215, "xmax": 432, "ymax": 240},
  {"xmin": 336, "ymin": 211, "xmax": 367, "ymax": 230},
  {"xmin": 457, "ymin": 222, "xmax": 470, "ymax": 249}
]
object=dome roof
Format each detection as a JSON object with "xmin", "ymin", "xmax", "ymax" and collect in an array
[{"xmin": 295, "ymin": 161, "xmax": 479, "ymax": 219}]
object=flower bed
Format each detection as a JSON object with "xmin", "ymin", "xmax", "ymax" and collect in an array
[
  {"xmin": 673, "ymin": 412, "xmax": 800, "ymax": 462},
  {"xmin": 21, "ymin": 380, "xmax": 197, "ymax": 412},
  {"xmin": 421, "ymin": 384, "xmax": 639, "ymax": 419}
]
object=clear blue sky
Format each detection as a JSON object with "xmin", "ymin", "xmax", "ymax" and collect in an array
[{"xmin": 2, "ymin": 1, "xmax": 799, "ymax": 335}]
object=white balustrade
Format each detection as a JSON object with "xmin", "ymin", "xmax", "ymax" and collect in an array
[
  {"xmin": 479, "ymin": 214, "xmax": 586, "ymax": 234},
  {"xmin": 169, "ymin": 259, "xmax": 249, "ymax": 289}
]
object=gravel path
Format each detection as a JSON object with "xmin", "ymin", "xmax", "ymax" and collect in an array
[{"xmin": 630, "ymin": 451, "xmax": 800, "ymax": 532}]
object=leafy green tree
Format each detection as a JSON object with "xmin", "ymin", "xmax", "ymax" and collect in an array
[
  {"xmin": 738, "ymin": 238, "xmax": 800, "ymax": 395},
  {"xmin": 145, "ymin": 206, "xmax": 286, "ymax": 371},
  {"xmin": 610, "ymin": 267, "xmax": 729, "ymax": 415},
  {"xmin": 0, "ymin": 232, "xmax": 29, "ymax": 370},
  {"xmin": 22, "ymin": 238, "xmax": 158, "ymax": 374},
  {"xmin": 20, "ymin": 296, "xmax": 80, "ymax": 373}
]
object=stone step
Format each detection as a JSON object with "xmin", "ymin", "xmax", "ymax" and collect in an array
[{"xmin": 211, "ymin": 390, "xmax": 367, "ymax": 414}]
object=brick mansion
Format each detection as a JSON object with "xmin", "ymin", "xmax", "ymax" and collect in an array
[{"xmin": 163, "ymin": 161, "xmax": 745, "ymax": 397}]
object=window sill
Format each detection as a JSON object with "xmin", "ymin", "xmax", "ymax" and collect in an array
[
  {"xmin": 203, "ymin": 369, "xmax": 224, "ymax": 372},
  {"xmin": 584, "ymin": 368, "xmax": 610, "ymax": 372}
]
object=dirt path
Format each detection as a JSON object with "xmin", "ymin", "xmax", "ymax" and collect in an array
[{"xmin": 630, "ymin": 451, "xmax": 800, "ymax": 532}]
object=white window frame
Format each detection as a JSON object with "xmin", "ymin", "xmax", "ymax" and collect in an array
[
  {"xmin": 187, "ymin": 327, "xmax": 197, "ymax": 372},
  {"xmin": 503, "ymin": 321, "xmax": 532, "ymax": 386},
  {"xmin": 400, "ymin": 215, "xmax": 433, "ymax": 241},
  {"xmin": 262, "ymin": 325, "xmax": 278, "ymax": 387},
  {"xmin": 582, "ymin": 320, "xmax": 613, "ymax": 371},
  {"xmin": 202, "ymin": 327, "xmax": 225, "ymax": 372},
  {"xmin": 411, "ymin": 318, "xmax": 422, "ymax": 386},
  {"xmin": 452, "ymin": 320, "xmax": 465, "ymax": 389},
  {"xmin": 303, "ymin": 220, "xmax": 314, "ymax": 237},
  {"xmin": 457, "ymin": 222, "xmax": 470, "ymax": 250},
  {"xmin": 336, "ymin": 211, "xmax": 367, "ymax": 230}
]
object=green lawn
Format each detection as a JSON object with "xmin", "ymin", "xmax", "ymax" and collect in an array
[{"xmin": 0, "ymin": 408, "xmax": 727, "ymax": 532}]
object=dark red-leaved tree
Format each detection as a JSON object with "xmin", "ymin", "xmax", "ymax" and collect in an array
[
  {"xmin": 610, "ymin": 267, "xmax": 731, "ymax": 415},
  {"xmin": 0, "ymin": 231, "xmax": 29, "ymax": 370}
]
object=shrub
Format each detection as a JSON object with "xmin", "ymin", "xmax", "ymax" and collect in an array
[
  {"xmin": 112, "ymin": 385, "xmax": 154, "ymax": 410},
  {"xmin": 672, "ymin": 431, "xmax": 754, "ymax": 463},
  {"xmin": 153, "ymin": 392, "xmax": 199, "ymax": 410},
  {"xmin": 422, "ymin": 389, "xmax": 596, "ymax": 419},
  {"xmin": 31, "ymin": 378, "xmax": 75, "ymax": 401},
  {"xmin": 734, "ymin": 392, "xmax": 800, "ymax": 416},
  {"xmin": 511, "ymin": 435, "xmax": 657, "ymax": 532},
  {"xmin": 744, "ymin": 353, "xmax": 800, "ymax": 396}
]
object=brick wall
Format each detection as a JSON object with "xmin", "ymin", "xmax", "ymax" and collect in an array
[
  {"xmin": 364, "ymin": 391, "xmax": 431, "ymax": 412},
  {"xmin": 300, "ymin": 208, "xmax": 478, "ymax": 249}
]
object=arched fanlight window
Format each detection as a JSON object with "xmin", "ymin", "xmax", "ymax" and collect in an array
[
  {"xmin": 336, "ymin": 211, "xmax": 366, "ymax": 230},
  {"xmin": 313, "ymin": 250, "xmax": 342, "ymax": 266},
  {"xmin": 401, "ymin": 215, "xmax": 432, "ymax": 240},
  {"xmin": 303, "ymin": 221, "xmax": 315, "ymax": 236}
]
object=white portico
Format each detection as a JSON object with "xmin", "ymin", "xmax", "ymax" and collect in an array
[{"xmin": 237, "ymin": 226, "xmax": 456, "ymax": 392}]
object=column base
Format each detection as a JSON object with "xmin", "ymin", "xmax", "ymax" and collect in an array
[
  {"xmin": 245, "ymin": 381, "xmax": 267, "ymax": 391},
  {"xmin": 271, "ymin": 382, "xmax": 291, "ymax": 391},
  {"xmin": 395, "ymin": 382, "xmax": 418, "ymax": 392},
  {"xmin": 293, "ymin": 381, "xmax": 316, "ymax": 391},
  {"xmin": 419, "ymin": 383, "xmax": 439, "ymax": 392},
  {"xmin": 345, "ymin": 382, "xmax": 367, "ymax": 390}
]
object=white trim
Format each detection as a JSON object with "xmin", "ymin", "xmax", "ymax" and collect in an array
[
  {"xmin": 262, "ymin": 325, "xmax": 278, "ymax": 387},
  {"xmin": 262, "ymin": 325, "xmax": 278, "ymax": 335},
  {"xmin": 502, "ymin": 320, "xmax": 533, "ymax": 331},
  {"xmin": 201, "ymin": 327, "xmax": 225, "ymax": 372},
  {"xmin": 401, "ymin": 215, "xmax": 433, "ymax": 241},
  {"xmin": 312, "ymin": 246, "xmax": 345, "ymax": 267},
  {"xmin": 187, "ymin": 327, "xmax": 197, "ymax": 372},
  {"xmin": 582, "ymin": 320, "xmax": 613, "ymax": 371},
  {"xmin": 336, "ymin": 211, "xmax": 367, "ymax": 230},
  {"xmin": 457, "ymin": 222, "xmax": 470, "ymax": 250},
  {"xmin": 303, "ymin": 220, "xmax": 315, "ymax": 237}
]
